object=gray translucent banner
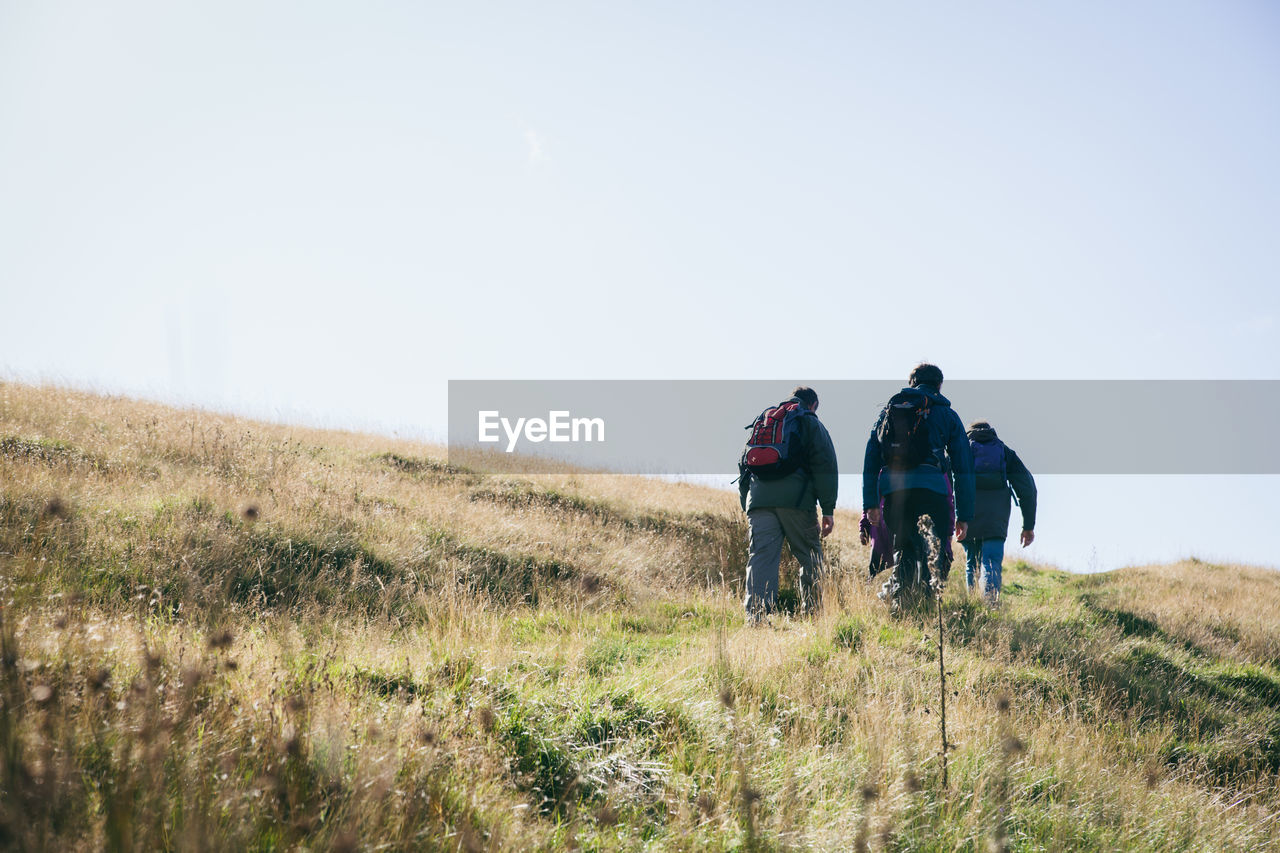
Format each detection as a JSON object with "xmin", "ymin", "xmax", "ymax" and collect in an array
[{"xmin": 447, "ymin": 380, "xmax": 1280, "ymax": 475}]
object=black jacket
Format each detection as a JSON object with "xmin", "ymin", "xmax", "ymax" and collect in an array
[{"xmin": 967, "ymin": 425, "xmax": 1037, "ymax": 541}]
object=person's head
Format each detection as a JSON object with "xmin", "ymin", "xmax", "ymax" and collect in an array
[
  {"xmin": 908, "ymin": 363, "xmax": 944, "ymax": 389},
  {"xmin": 792, "ymin": 385, "xmax": 819, "ymax": 412},
  {"xmin": 967, "ymin": 420, "xmax": 998, "ymax": 439}
]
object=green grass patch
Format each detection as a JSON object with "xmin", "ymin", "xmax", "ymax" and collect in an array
[
  {"xmin": 833, "ymin": 615, "xmax": 865, "ymax": 651},
  {"xmin": 375, "ymin": 452, "xmax": 477, "ymax": 481},
  {"xmin": 496, "ymin": 702, "xmax": 594, "ymax": 815},
  {"xmin": 2, "ymin": 434, "xmax": 112, "ymax": 473}
]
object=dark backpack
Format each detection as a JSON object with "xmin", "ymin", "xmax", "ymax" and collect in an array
[
  {"xmin": 876, "ymin": 389, "xmax": 942, "ymax": 471},
  {"xmin": 741, "ymin": 401, "xmax": 809, "ymax": 481},
  {"xmin": 971, "ymin": 438, "xmax": 1008, "ymax": 490}
]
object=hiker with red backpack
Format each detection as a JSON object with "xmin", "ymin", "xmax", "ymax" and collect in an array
[
  {"xmin": 964, "ymin": 421, "xmax": 1037, "ymax": 603},
  {"xmin": 738, "ymin": 386, "xmax": 838, "ymax": 622},
  {"xmin": 862, "ymin": 364, "xmax": 975, "ymax": 600}
]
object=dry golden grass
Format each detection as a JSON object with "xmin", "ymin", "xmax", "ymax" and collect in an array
[
  {"xmin": 1, "ymin": 381, "xmax": 1278, "ymax": 851},
  {"xmin": 1075, "ymin": 560, "xmax": 1280, "ymax": 668}
]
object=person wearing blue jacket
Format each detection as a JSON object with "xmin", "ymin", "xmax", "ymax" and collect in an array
[
  {"xmin": 964, "ymin": 421, "xmax": 1037, "ymax": 603},
  {"xmin": 863, "ymin": 364, "xmax": 975, "ymax": 597}
]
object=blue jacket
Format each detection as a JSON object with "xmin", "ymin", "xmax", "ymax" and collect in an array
[{"xmin": 862, "ymin": 384, "xmax": 975, "ymax": 522}]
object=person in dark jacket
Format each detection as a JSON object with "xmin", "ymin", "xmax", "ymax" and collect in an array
[
  {"xmin": 739, "ymin": 386, "xmax": 838, "ymax": 621},
  {"xmin": 964, "ymin": 421, "xmax": 1036, "ymax": 603},
  {"xmin": 863, "ymin": 364, "xmax": 974, "ymax": 597},
  {"xmin": 861, "ymin": 472, "xmax": 955, "ymax": 576}
]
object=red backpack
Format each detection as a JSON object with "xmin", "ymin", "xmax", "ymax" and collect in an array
[{"xmin": 741, "ymin": 401, "xmax": 809, "ymax": 480}]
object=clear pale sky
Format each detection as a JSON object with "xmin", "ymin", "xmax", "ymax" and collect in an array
[{"xmin": 2, "ymin": 2, "xmax": 1277, "ymax": 571}]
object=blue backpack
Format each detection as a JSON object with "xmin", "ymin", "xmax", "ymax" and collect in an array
[{"xmin": 971, "ymin": 438, "xmax": 1007, "ymax": 490}]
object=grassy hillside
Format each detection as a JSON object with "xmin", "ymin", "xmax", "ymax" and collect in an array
[{"xmin": 1, "ymin": 382, "xmax": 1278, "ymax": 851}]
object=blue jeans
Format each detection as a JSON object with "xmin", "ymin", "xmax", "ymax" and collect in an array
[{"xmin": 963, "ymin": 538, "xmax": 1005, "ymax": 594}]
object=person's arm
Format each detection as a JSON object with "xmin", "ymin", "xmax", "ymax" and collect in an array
[
  {"xmin": 737, "ymin": 461, "xmax": 750, "ymax": 512},
  {"xmin": 806, "ymin": 418, "xmax": 838, "ymax": 535},
  {"xmin": 947, "ymin": 411, "xmax": 975, "ymax": 525},
  {"xmin": 1006, "ymin": 448, "xmax": 1037, "ymax": 544},
  {"xmin": 862, "ymin": 416, "xmax": 885, "ymax": 520}
]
